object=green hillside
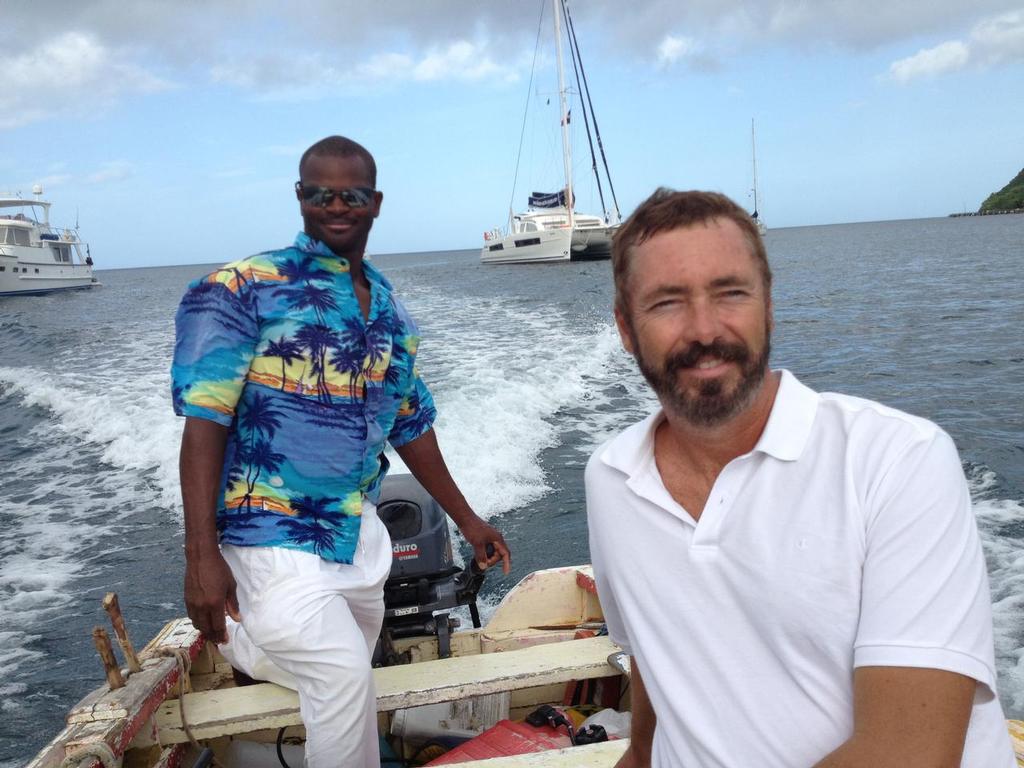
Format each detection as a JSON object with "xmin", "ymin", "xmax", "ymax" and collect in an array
[{"xmin": 979, "ymin": 167, "xmax": 1024, "ymax": 213}]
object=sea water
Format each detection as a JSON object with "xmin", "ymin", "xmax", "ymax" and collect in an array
[{"xmin": 1, "ymin": 214, "xmax": 1022, "ymax": 764}]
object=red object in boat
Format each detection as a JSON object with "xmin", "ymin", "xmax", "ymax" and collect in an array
[{"xmin": 425, "ymin": 720, "xmax": 572, "ymax": 764}]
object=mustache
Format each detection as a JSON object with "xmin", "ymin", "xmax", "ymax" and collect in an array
[{"xmin": 664, "ymin": 340, "xmax": 750, "ymax": 372}]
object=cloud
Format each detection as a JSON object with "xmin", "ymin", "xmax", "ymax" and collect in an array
[
  {"xmin": 358, "ymin": 53, "xmax": 416, "ymax": 82},
  {"xmin": 412, "ymin": 41, "xmax": 514, "ymax": 82},
  {"xmin": 85, "ymin": 161, "xmax": 134, "ymax": 184},
  {"xmin": 579, "ymin": 0, "xmax": 1024, "ymax": 56},
  {"xmin": 657, "ymin": 34, "xmax": 698, "ymax": 67},
  {"xmin": 888, "ymin": 9, "xmax": 1024, "ymax": 82},
  {"xmin": 889, "ymin": 40, "xmax": 971, "ymax": 82},
  {"xmin": 209, "ymin": 39, "xmax": 517, "ymax": 100},
  {"xmin": 0, "ymin": 31, "xmax": 172, "ymax": 129},
  {"xmin": 970, "ymin": 8, "xmax": 1024, "ymax": 66},
  {"xmin": 654, "ymin": 33, "xmax": 721, "ymax": 71},
  {"xmin": 34, "ymin": 174, "xmax": 74, "ymax": 189},
  {"xmin": 4, "ymin": 2, "xmax": 1022, "ymax": 109},
  {"xmin": 354, "ymin": 41, "xmax": 516, "ymax": 84},
  {"xmin": 12, "ymin": 162, "xmax": 133, "ymax": 190},
  {"xmin": 12, "ymin": 3, "xmax": 1024, "ymax": 51}
]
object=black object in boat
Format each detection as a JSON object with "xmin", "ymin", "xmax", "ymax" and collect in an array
[
  {"xmin": 373, "ymin": 474, "xmax": 490, "ymax": 666},
  {"xmin": 575, "ymin": 724, "xmax": 609, "ymax": 745}
]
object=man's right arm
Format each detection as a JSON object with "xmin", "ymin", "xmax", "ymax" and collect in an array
[
  {"xmin": 179, "ymin": 416, "xmax": 239, "ymax": 644},
  {"xmin": 617, "ymin": 655, "xmax": 656, "ymax": 768}
]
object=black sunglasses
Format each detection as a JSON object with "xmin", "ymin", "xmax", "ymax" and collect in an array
[{"xmin": 295, "ymin": 182, "xmax": 376, "ymax": 209}]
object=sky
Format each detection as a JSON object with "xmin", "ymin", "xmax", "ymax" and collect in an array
[{"xmin": 2, "ymin": 0, "xmax": 1023, "ymax": 269}]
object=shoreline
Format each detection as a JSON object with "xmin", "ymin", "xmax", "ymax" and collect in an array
[{"xmin": 949, "ymin": 209, "xmax": 1024, "ymax": 218}]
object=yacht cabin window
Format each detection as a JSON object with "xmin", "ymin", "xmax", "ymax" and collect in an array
[{"xmin": 0, "ymin": 226, "xmax": 31, "ymax": 246}]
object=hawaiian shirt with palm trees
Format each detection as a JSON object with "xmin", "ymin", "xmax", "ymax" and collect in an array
[{"xmin": 171, "ymin": 232, "xmax": 436, "ymax": 564}]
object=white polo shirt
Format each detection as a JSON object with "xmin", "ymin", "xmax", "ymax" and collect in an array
[{"xmin": 586, "ymin": 370, "xmax": 1014, "ymax": 767}]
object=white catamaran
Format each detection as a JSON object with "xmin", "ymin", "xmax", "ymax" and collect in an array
[
  {"xmin": 0, "ymin": 186, "xmax": 96, "ymax": 297},
  {"xmin": 481, "ymin": 0, "xmax": 620, "ymax": 265}
]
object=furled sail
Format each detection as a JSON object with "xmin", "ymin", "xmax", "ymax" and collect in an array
[{"xmin": 528, "ymin": 190, "xmax": 570, "ymax": 208}]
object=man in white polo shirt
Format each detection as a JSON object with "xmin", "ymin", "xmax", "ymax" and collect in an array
[{"xmin": 586, "ymin": 188, "xmax": 1015, "ymax": 767}]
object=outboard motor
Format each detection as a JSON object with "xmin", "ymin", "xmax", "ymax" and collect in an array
[{"xmin": 373, "ymin": 474, "xmax": 489, "ymax": 666}]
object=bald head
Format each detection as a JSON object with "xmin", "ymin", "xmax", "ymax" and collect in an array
[{"xmin": 299, "ymin": 136, "xmax": 377, "ymax": 187}]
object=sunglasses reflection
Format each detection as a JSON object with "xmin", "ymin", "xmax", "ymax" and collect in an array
[{"xmin": 295, "ymin": 183, "xmax": 375, "ymax": 209}]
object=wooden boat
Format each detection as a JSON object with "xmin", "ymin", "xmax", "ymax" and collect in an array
[
  {"xmin": 25, "ymin": 559, "xmax": 1024, "ymax": 767},
  {"xmin": 26, "ymin": 564, "xmax": 636, "ymax": 767},
  {"xmin": 24, "ymin": 471, "xmax": 1024, "ymax": 767}
]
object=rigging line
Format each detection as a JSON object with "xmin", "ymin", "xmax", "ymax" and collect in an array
[
  {"xmin": 508, "ymin": 0, "xmax": 548, "ymax": 231},
  {"xmin": 561, "ymin": 0, "xmax": 607, "ymax": 219},
  {"xmin": 564, "ymin": 0, "xmax": 621, "ymax": 221}
]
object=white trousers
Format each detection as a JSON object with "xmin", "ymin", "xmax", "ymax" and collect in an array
[{"xmin": 219, "ymin": 501, "xmax": 392, "ymax": 768}]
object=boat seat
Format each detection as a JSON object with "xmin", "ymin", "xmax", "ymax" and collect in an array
[{"xmin": 142, "ymin": 634, "xmax": 620, "ymax": 746}]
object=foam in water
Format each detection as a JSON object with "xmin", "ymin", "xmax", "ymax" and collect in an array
[
  {"xmin": 0, "ymin": 359, "xmax": 180, "ymax": 689},
  {"xmin": 970, "ymin": 464, "xmax": 1024, "ymax": 713},
  {"xmin": 389, "ymin": 293, "xmax": 625, "ymax": 518},
  {"xmin": 0, "ymin": 335, "xmax": 184, "ymax": 510}
]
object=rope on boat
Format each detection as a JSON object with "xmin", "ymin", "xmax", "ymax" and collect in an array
[
  {"xmin": 146, "ymin": 647, "xmax": 227, "ymax": 768},
  {"xmin": 58, "ymin": 742, "xmax": 119, "ymax": 768}
]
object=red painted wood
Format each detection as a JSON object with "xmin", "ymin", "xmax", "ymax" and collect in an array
[{"xmin": 576, "ymin": 571, "xmax": 598, "ymax": 594}]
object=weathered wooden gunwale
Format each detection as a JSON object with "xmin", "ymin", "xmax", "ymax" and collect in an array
[{"xmin": 25, "ymin": 619, "xmax": 206, "ymax": 768}]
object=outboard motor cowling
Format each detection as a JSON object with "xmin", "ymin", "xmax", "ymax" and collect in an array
[{"xmin": 373, "ymin": 474, "xmax": 488, "ymax": 666}]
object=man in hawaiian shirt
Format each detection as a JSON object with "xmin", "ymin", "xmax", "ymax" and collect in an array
[{"xmin": 172, "ymin": 136, "xmax": 510, "ymax": 767}]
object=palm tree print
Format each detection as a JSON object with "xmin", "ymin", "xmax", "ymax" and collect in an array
[
  {"xmin": 400, "ymin": 392, "xmax": 437, "ymax": 439},
  {"xmin": 277, "ymin": 494, "xmax": 340, "ymax": 556},
  {"xmin": 288, "ymin": 282, "xmax": 339, "ymax": 324},
  {"xmin": 329, "ymin": 339, "xmax": 365, "ymax": 399},
  {"xmin": 275, "ymin": 255, "xmax": 332, "ymax": 286},
  {"xmin": 238, "ymin": 392, "xmax": 283, "ymax": 511},
  {"xmin": 179, "ymin": 277, "xmax": 253, "ymax": 336},
  {"xmin": 243, "ymin": 438, "xmax": 285, "ymax": 512},
  {"xmin": 227, "ymin": 443, "xmax": 249, "ymax": 496},
  {"xmin": 239, "ymin": 392, "xmax": 282, "ymax": 441},
  {"xmin": 295, "ymin": 324, "xmax": 342, "ymax": 403},
  {"xmin": 171, "ymin": 383, "xmax": 189, "ymax": 414},
  {"xmin": 264, "ymin": 336, "xmax": 304, "ymax": 391},
  {"xmin": 383, "ymin": 341, "xmax": 408, "ymax": 388}
]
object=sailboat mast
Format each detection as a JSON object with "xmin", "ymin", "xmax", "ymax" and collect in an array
[
  {"xmin": 751, "ymin": 118, "xmax": 760, "ymax": 217},
  {"xmin": 553, "ymin": 0, "xmax": 574, "ymax": 228}
]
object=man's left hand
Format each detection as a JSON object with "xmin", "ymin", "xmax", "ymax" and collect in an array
[{"xmin": 458, "ymin": 517, "xmax": 512, "ymax": 574}]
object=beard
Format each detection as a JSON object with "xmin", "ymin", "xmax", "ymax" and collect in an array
[{"xmin": 633, "ymin": 334, "xmax": 771, "ymax": 428}]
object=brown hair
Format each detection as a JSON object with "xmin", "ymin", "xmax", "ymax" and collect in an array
[
  {"xmin": 299, "ymin": 136, "xmax": 377, "ymax": 187},
  {"xmin": 612, "ymin": 188, "xmax": 770, "ymax": 310}
]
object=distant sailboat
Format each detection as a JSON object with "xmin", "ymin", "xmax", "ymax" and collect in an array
[
  {"xmin": 481, "ymin": 0, "xmax": 620, "ymax": 264},
  {"xmin": 751, "ymin": 119, "xmax": 767, "ymax": 235}
]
